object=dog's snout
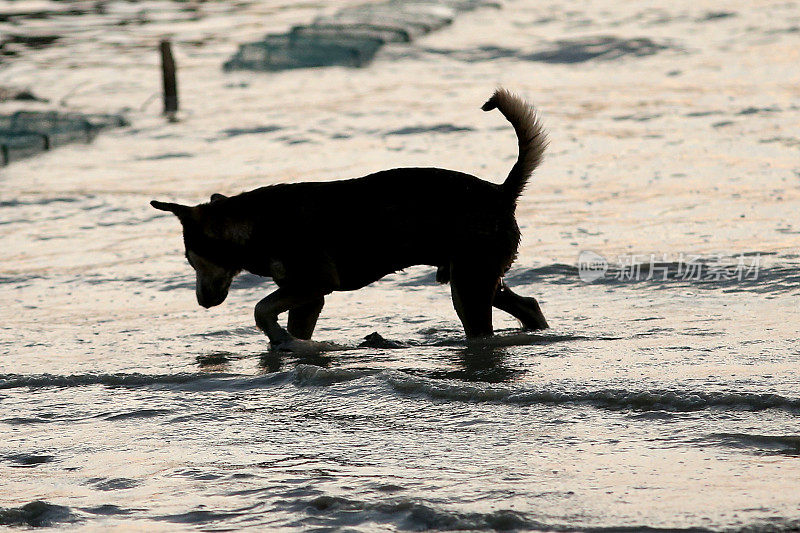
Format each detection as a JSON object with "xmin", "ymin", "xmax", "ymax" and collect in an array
[
  {"xmin": 195, "ymin": 266, "xmax": 233, "ymax": 309},
  {"xmin": 197, "ymin": 289, "xmax": 226, "ymax": 308},
  {"xmin": 196, "ymin": 290, "xmax": 210, "ymax": 308}
]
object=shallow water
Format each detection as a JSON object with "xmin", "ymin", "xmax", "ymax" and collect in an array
[{"xmin": 1, "ymin": 0, "xmax": 800, "ymax": 530}]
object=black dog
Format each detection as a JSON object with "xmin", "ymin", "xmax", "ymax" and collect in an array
[{"xmin": 152, "ymin": 88, "xmax": 549, "ymax": 346}]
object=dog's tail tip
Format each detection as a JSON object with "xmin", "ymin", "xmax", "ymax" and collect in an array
[{"xmin": 480, "ymin": 88, "xmax": 505, "ymax": 112}]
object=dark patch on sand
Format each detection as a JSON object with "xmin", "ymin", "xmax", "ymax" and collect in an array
[
  {"xmin": 613, "ymin": 113, "xmax": 662, "ymax": 122},
  {"xmin": 136, "ymin": 152, "xmax": 193, "ymax": 160},
  {"xmin": 277, "ymin": 135, "xmax": 312, "ymax": 145},
  {"xmin": 87, "ymin": 477, "xmax": 141, "ymax": 491},
  {"xmin": 525, "ymin": 36, "xmax": 673, "ymax": 63},
  {"xmin": 221, "ymin": 125, "xmax": 282, "ymax": 137},
  {"xmin": 81, "ymin": 504, "xmax": 140, "ymax": 516},
  {"xmin": 697, "ymin": 11, "xmax": 736, "ymax": 21},
  {"xmin": 760, "ymin": 136, "xmax": 800, "ymax": 148},
  {"xmin": 737, "ymin": 106, "xmax": 781, "ymax": 115},
  {"xmin": 420, "ymin": 37, "xmax": 675, "ymax": 64},
  {"xmin": 685, "ymin": 110, "xmax": 723, "ymax": 117},
  {"xmin": 5, "ymin": 453, "xmax": 55, "ymax": 467},
  {"xmin": 385, "ymin": 124, "xmax": 474, "ymax": 136}
]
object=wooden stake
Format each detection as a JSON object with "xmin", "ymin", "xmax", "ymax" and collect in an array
[{"xmin": 160, "ymin": 40, "xmax": 178, "ymax": 120}]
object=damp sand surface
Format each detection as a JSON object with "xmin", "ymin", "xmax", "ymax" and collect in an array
[{"xmin": 1, "ymin": 0, "xmax": 800, "ymax": 530}]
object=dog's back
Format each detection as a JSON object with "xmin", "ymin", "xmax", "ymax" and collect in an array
[{"xmin": 209, "ymin": 167, "xmax": 511, "ymax": 289}]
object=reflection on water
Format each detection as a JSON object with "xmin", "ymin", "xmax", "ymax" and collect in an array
[{"xmin": 448, "ymin": 344, "xmax": 520, "ymax": 383}]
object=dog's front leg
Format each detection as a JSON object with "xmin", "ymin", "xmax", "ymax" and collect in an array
[{"xmin": 254, "ymin": 289, "xmax": 318, "ymax": 345}]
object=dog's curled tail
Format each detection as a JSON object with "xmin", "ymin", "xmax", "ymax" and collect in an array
[{"xmin": 482, "ymin": 88, "xmax": 548, "ymax": 204}]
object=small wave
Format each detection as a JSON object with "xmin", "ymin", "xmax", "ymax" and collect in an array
[
  {"xmin": 505, "ymin": 261, "xmax": 800, "ymax": 294},
  {"xmin": 0, "ymin": 366, "xmax": 376, "ymax": 393},
  {"xmin": 292, "ymin": 364, "xmax": 379, "ymax": 386},
  {"xmin": 382, "ymin": 372, "xmax": 800, "ymax": 413},
  {"xmin": 4, "ymin": 367, "xmax": 798, "ymax": 415},
  {"xmin": 281, "ymin": 493, "xmax": 722, "ymax": 532},
  {"xmin": 155, "ymin": 509, "xmax": 244, "ymax": 524},
  {"xmin": 701, "ymin": 433, "xmax": 800, "ymax": 455},
  {"xmin": 80, "ymin": 504, "xmax": 139, "ymax": 516},
  {"xmin": 269, "ymin": 338, "xmax": 349, "ymax": 355},
  {"xmin": 280, "ymin": 494, "xmax": 543, "ymax": 531},
  {"xmin": 101, "ymin": 408, "xmax": 173, "ymax": 421},
  {"xmin": 0, "ymin": 501, "xmax": 79, "ymax": 528},
  {"xmin": 0, "ymin": 372, "xmax": 219, "ymax": 390},
  {"xmin": 376, "ymin": 500, "xmax": 536, "ymax": 531},
  {"xmin": 0, "ymin": 196, "xmax": 80, "ymax": 208},
  {"xmin": 2, "ymin": 416, "xmax": 55, "ymax": 425}
]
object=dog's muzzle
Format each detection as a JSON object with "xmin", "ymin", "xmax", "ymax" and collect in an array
[
  {"xmin": 195, "ymin": 277, "xmax": 231, "ymax": 308},
  {"xmin": 197, "ymin": 290, "xmax": 227, "ymax": 308}
]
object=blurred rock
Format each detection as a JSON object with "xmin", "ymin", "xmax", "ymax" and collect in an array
[
  {"xmin": 0, "ymin": 110, "xmax": 127, "ymax": 166},
  {"xmin": 225, "ymin": 33, "xmax": 383, "ymax": 71},
  {"xmin": 225, "ymin": 0, "xmax": 495, "ymax": 72},
  {"xmin": 0, "ymin": 87, "xmax": 47, "ymax": 102}
]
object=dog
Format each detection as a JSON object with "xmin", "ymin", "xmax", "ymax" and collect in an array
[{"xmin": 151, "ymin": 88, "xmax": 549, "ymax": 346}]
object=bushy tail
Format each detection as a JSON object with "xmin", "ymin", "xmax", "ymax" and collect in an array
[{"xmin": 481, "ymin": 88, "xmax": 548, "ymax": 204}]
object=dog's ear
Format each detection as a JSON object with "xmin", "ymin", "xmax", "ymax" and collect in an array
[
  {"xmin": 210, "ymin": 193, "xmax": 227, "ymax": 203},
  {"xmin": 151, "ymin": 200, "xmax": 191, "ymax": 218}
]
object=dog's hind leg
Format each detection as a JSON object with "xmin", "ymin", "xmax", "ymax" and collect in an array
[
  {"xmin": 287, "ymin": 296, "xmax": 325, "ymax": 340},
  {"xmin": 450, "ymin": 264, "xmax": 499, "ymax": 338},
  {"xmin": 493, "ymin": 282, "xmax": 549, "ymax": 330},
  {"xmin": 254, "ymin": 289, "xmax": 322, "ymax": 344}
]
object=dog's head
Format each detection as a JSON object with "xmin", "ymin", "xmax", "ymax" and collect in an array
[{"xmin": 151, "ymin": 194, "xmax": 245, "ymax": 309}]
